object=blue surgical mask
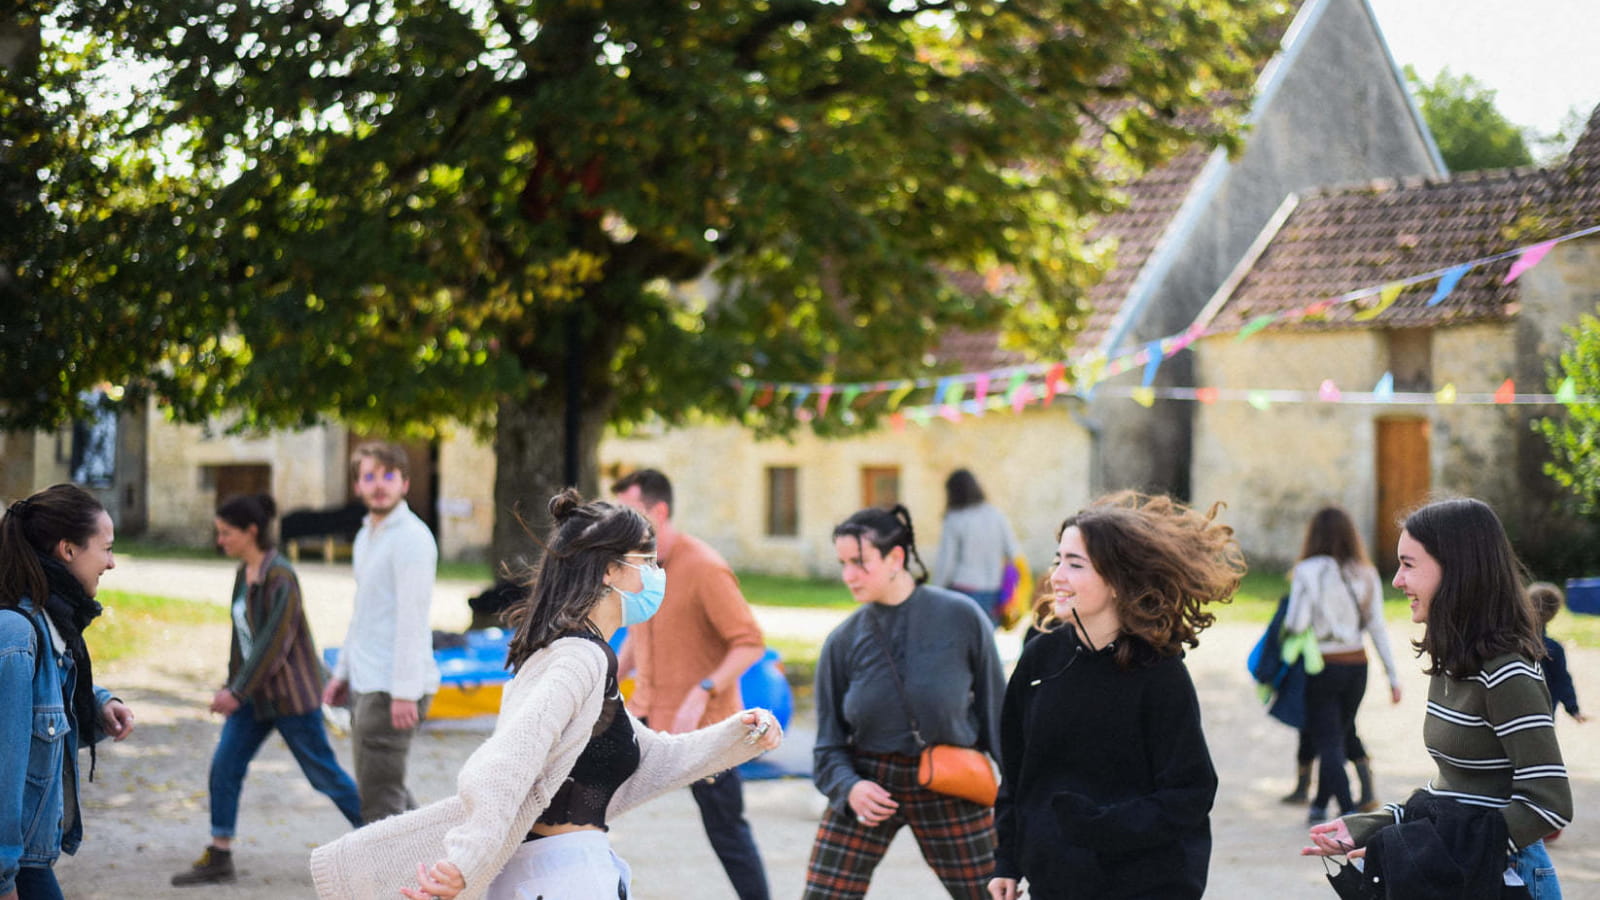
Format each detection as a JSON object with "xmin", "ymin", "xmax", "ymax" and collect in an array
[{"xmin": 618, "ymin": 563, "xmax": 667, "ymax": 625}]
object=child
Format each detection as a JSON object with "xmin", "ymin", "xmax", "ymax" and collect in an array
[{"xmin": 1528, "ymin": 582, "xmax": 1586, "ymax": 723}]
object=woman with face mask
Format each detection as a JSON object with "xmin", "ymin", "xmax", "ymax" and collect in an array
[
  {"xmin": 0, "ymin": 484, "xmax": 136, "ymax": 900},
  {"xmin": 1303, "ymin": 498, "xmax": 1572, "ymax": 899},
  {"xmin": 310, "ymin": 489, "xmax": 783, "ymax": 900},
  {"xmin": 804, "ymin": 504, "xmax": 1006, "ymax": 899}
]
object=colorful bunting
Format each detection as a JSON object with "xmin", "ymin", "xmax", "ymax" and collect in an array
[
  {"xmin": 1373, "ymin": 372, "xmax": 1394, "ymax": 401},
  {"xmin": 1195, "ymin": 386, "xmax": 1220, "ymax": 404},
  {"xmin": 817, "ymin": 385, "xmax": 834, "ymax": 415},
  {"xmin": 1248, "ymin": 391, "xmax": 1272, "ymax": 410},
  {"xmin": 1557, "ymin": 377, "xmax": 1578, "ymax": 403},
  {"xmin": 1352, "ymin": 283, "xmax": 1403, "ymax": 321},
  {"xmin": 1237, "ymin": 314, "xmax": 1277, "ymax": 340},
  {"xmin": 1318, "ymin": 380, "xmax": 1341, "ymax": 402},
  {"xmin": 1131, "ymin": 387, "xmax": 1156, "ymax": 408},
  {"xmin": 1503, "ymin": 240, "xmax": 1557, "ymax": 284},
  {"xmin": 1494, "ymin": 379, "xmax": 1515, "ymax": 404},
  {"xmin": 1436, "ymin": 383, "xmax": 1457, "ymax": 405},
  {"xmin": 887, "ymin": 383, "xmax": 914, "ymax": 410},
  {"xmin": 1426, "ymin": 265, "xmax": 1469, "ymax": 307},
  {"xmin": 1142, "ymin": 340, "xmax": 1163, "ymax": 387}
]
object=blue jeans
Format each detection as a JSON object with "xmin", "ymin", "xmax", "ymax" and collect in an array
[
  {"xmin": 690, "ymin": 767, "xmax": 770, "ymax": 900},
  {"xmin": 15, "ymin": 865, "xmax": 64, "ymax": 900},
  {"xmin": 1510, "ymin": 839, "xmax": 1561, "ymax": 900},
  {"xmin": 210, "ymin": 701, "xmax": 363, "ymax": 837}
]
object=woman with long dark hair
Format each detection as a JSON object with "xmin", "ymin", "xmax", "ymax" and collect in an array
[
  {"xmin": 990, "ymin": 492, "xmax": 1244, "ymax": 900},
  {"xmin": 0, "ymin": 484, "xmax": 136, "ymax": 900},
  {"xmin": 1304, "ymin": 498, "xmax": 1572, "ymax": 899},
  {"xmin": 1284, "ymin": 506, "xmax": 1401, "ymax": 823},
  {"xmin": 932, "ymin": 470, "xmax": 1021, "ymax": 626},
  {"xmin": 170, "ymin": 494, "xmax": 362, "ymax": 887},
  {"xmin": 805, "ymin": 504, "xmax": 1005, "ymax": 899},
  {"xmin": 310, "ymin": 490, "xmax": 781, "ymax": 900}
]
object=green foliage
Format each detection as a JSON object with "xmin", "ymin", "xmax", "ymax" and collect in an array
[
  {"xmin": 1406, "ymin": 66, "xmax": 1533, "ymax": 173},
  {"xmin": 1539, "ymin": 314, "xmax": 1600, "ymax": 515},
  {"xmin": 13, "ymin": 1, "xmax": 1284, "ymax": 433}
]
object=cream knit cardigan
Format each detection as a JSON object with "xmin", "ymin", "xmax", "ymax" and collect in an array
[{"xmin": 309, "ymin": 636, "xmax": 767, "ymax": 899}]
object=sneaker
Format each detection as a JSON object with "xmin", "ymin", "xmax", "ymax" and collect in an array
[
  {"xmin": 1307, "ymin": 806, "xmax": 1327, "ymax": 825},
  {"xmin": 172, "ymin": 846, "xmax": 235, "ymax": 886}
]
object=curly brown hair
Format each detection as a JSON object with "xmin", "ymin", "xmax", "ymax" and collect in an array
[{"xmin": 1036, "ymin": 491, "xmax": 1246, "ymax": 668}]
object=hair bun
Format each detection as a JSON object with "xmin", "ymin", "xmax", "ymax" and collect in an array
[
  {"xmin": 548, "ymin": 488, "xmax": 586, "ymax": 522},
  {"xmin": 258, "ymin": 494, "xmax": 278, "ymax": 519}
]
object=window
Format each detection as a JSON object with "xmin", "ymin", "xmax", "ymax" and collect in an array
[
  {"xmin": 861, "ymin": 466, "xmax": 900, "ymax": 509},
  {"xmin": 766, "ymin": 466, "xmax": 799, "ymax": 536}
]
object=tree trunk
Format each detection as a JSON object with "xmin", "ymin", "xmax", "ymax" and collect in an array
[{"xmin": 489, "ymin": 387, "xmax": 610, "ymax": 574}]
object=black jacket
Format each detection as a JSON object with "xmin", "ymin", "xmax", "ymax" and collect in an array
[
  {"xmin": 1336, "ymin": 791, "xmax": 1527, "ymax": 900},
  {"xmin": 993, "ymin": 628, "xmax": 1216, "ymax": 899}
]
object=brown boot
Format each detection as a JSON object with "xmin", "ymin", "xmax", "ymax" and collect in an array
[
  {"xmin": 1279, "ymin": 763, "xmax": 1311, "ymax": 804},
  {"xmin": 171, "ymin": 846, "xmax": 235, "ymax": 886}
]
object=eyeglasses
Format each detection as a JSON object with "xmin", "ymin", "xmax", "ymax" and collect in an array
[{"xmin": 623, "ymin": 552, "xmax": 660, "ymax": 571}]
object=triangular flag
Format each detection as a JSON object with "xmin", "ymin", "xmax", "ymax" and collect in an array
[
  {"xmin": 1319, "ymin": 379, "xmax": 1342, "ymax": 402},
  {"xmin": 1247, "ymin": 391, "xmax": 1272, "ymax": 410},
  {"xmin": 1301, "ymin": 299, "xmax": 1336, "ymax": 318},
  {"xmin": 973, "ymin": 373, "xmax": 990, "ymax": 409},
  {"xmin": 755, "ymin": 385, "xmax": 774, "ymax": 408},
  {"xmin": 795, "ymin": 407, "xmax": 814, "ymax": 423},
  {"xmin": 1435, "ymin": 383, "xmax": 1457, "ymax": 405},
  {"xmin": 1236, "ymin": 314, "xmax": 1278, "ymax": 340},
  {"xmin": 1503, "ymin": 240, "xmax": 1557, "ymax": 284},
  {"xmin": 775, "ymin": 386, "xmax": 792, "ymax": 405},
  {"xmin": 842, "ymin": 386, "xmax": 864, "ymax": 409},
  {"xmin": 1142, "ymin": 340, "xmax": 1163, "ymax": 388},
  {"xmin": 1011, "ymin": 381, "xmax": 1034, "ymax": 414},
  {"xmin": 1195, "ymin": 387, "xmax": 1220, "ymax": 404},
  {"xmin": 1130, "ymin": 387, "xmax": 1156, "ymax": 408},
  {"xmin": 1494, "ymin": 378, "xmax": 1515, "ymax": 404},
  {"xmin": 888, "ymin": 412, "xmax": 907, "ymax": 432},
  {"xmin": 737, "ymin": 381, "xmax": 756, "ymax": 406},
  {"xmin": 933, "ymin": 377, "xmax": 952, "ymax": 406},
  {"xmin": 886, "ymin": 382, "xmax": 914, "ymax": 410},
  {"xmin": 1373, "ymin": 372, "xmax": 1394, "ymax": 401},
  {"xmin": 939, "ymin": 404, "xmax": 962, "ymax": 423},
  {"xmin": 1044, "ymin": 363, "xmax": 1067, "ymax": 404},
  {"xmin": 1556, "ymin": 377, "xmax": 1578, "ymax": 403},
  {"xmin": 1426, "ymin": 265, "xmax": 1469, "ymax": 307},
  {"xmin": 816, "ymin": 385, "xmax": 834, "ymax": 415},
  {"xmin": 909, "ymin": 407, "xmax": 933, "ymax": 426},
  {"xmin": 792, "ymin": 386, "xmax": 812, "ymax": 409},
  {"xmin": 1353, "ymin": 283, "xmax": 1404, "ymax": 322}
]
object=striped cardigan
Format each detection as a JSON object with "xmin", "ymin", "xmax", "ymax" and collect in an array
[
  {"xmin": 226, "ymin": 551, "xmax": 324, "ymax": 718},
  {"xmin": 1345, "ymin": 652, "xmax": 1572, "ymax": 850}
]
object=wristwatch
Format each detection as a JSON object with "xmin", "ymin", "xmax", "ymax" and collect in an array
[{"xmin": 699, "ymin": 678, "xmax": 716, "ymax": 694}]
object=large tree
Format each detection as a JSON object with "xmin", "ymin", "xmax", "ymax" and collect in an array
[
  {"xmin": 16, "ymin": 1, "xmax": 1281, "ymax": 564},
  {"xmin": 1406, "ymin": 65, "xmax": 1533, "ymax": 173}
]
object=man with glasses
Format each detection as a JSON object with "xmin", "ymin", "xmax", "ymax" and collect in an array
[
  {"xmin": 612, "ymin": 469, "xmax": 771, "ymax": 900},
  {"xmin": 323, "ymin": 441, "xmax": 439, "ymax": 824}
]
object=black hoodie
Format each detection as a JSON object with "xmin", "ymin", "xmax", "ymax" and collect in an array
[{"xmin": 993, "ymin": 627, "xmax": 1217, "ymax": 899}]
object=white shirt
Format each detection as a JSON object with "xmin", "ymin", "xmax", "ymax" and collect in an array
[
  {"xmin": 1284, "ymin": 555, "xmax": 1400, "ymax": 688},
  {"xmin": 333, "ymin": 500, "xmax": 440, "ymax": 700}
]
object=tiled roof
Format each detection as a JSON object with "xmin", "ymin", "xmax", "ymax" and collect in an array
[{"xmin": 1207, "ymin": 113, "xmax": 1600, "ymax": 334}]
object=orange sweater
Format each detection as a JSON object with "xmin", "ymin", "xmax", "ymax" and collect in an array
[{"xmin": 625, "ymin": 531, "xmax": 764, "ymax": 729}]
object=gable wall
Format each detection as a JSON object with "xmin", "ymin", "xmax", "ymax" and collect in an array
[{"xmin": 1093, "ymin": 0, "xmax": 1444, "ymax": 498}]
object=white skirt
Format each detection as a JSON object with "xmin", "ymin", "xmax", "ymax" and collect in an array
[{"xmin": 486, "ymin": 830, "xmax": 632, "ymax": 900}]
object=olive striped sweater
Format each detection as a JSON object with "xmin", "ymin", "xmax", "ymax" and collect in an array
[{"xmin": 1345, "ymin": 653, "xmax": 1572, "ymax": 850}]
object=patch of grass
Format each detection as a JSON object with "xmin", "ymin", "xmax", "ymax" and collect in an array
[
  {"xmin": 85, "ymin": 589, "xmax": 230, "ymax": 664},
  {"xmin": 1551, "ymin": 609, "xmax": 1600, "ymax": 650},
  {"xmin": 737, "ymin": 572, "xmax": 852, "ymax": 609},
  {"xmin": 439, "ymin": 559, "xmax": 495, "ymax": 583},
  {"xmin": 114, "ymin": 538, "xmax": 216, "ymax": 560}
]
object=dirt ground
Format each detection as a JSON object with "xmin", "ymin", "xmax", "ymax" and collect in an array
[{"xmin": 52, "ymin": 555, "xmax": 1600, "ymax": 898}]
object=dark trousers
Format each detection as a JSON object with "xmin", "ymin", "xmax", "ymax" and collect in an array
[
  {"xmin": 1306, "ymin": 662, "xmax": 1368, "ymax": 813},
  {"xmin": 350, "ymin": 690, "xmax": 431, "ymax": 824},
  {"xmin": 16, "ymin": 865, "xmax": 63, "ymax": 900},
  {"xmin": 209, "ymin": 700, "xmax": 363, "ymax": 836},
  {"xmin": 690, "ymin": 768, "xmax": 771, "ymax": 900},
  {"xmin": 1295, "ymin": 721, "xmax": 1366, "ymax": 766}
]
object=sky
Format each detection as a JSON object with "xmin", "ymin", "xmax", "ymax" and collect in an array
[{"xmin": 1364, "ymin": 0, "xmax": 1599, "ymax": 141}]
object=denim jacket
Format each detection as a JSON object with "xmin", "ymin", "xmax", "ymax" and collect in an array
[{"xmin": 0, "ymin": 597, "xmax": 112, "ymax": 893}]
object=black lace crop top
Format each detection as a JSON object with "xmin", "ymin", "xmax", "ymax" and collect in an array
[{"xmin": 531, "ymin": 631, "xmax": 640, "ymax": 834}]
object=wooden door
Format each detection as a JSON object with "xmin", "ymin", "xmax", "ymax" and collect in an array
[
  {"xmin": 1375, "ymin": 418, "xmax": 1430, "ymax": 573},
  {"xmin": 214, "ymin": 464, "xmax": 272, "ymax": 509}
]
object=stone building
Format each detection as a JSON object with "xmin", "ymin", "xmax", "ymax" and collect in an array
[{"xmin": 1191, "ymin": 106, "xmax": 1600, "ymax": 575}]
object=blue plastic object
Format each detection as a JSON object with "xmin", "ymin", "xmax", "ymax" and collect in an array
[{"xmin": 1564, "ymin": 578, "xmax": 1600, "ymax": 615}]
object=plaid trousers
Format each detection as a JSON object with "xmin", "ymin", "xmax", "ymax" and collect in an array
[{"xmin": 803, "ymin": 752, "xmax": 996, "ymax": 899}]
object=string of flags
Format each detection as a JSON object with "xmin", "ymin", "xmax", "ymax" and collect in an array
[{"xmin": 733, "ymin": 221, "xmax": 1600, "ymax": 424}]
